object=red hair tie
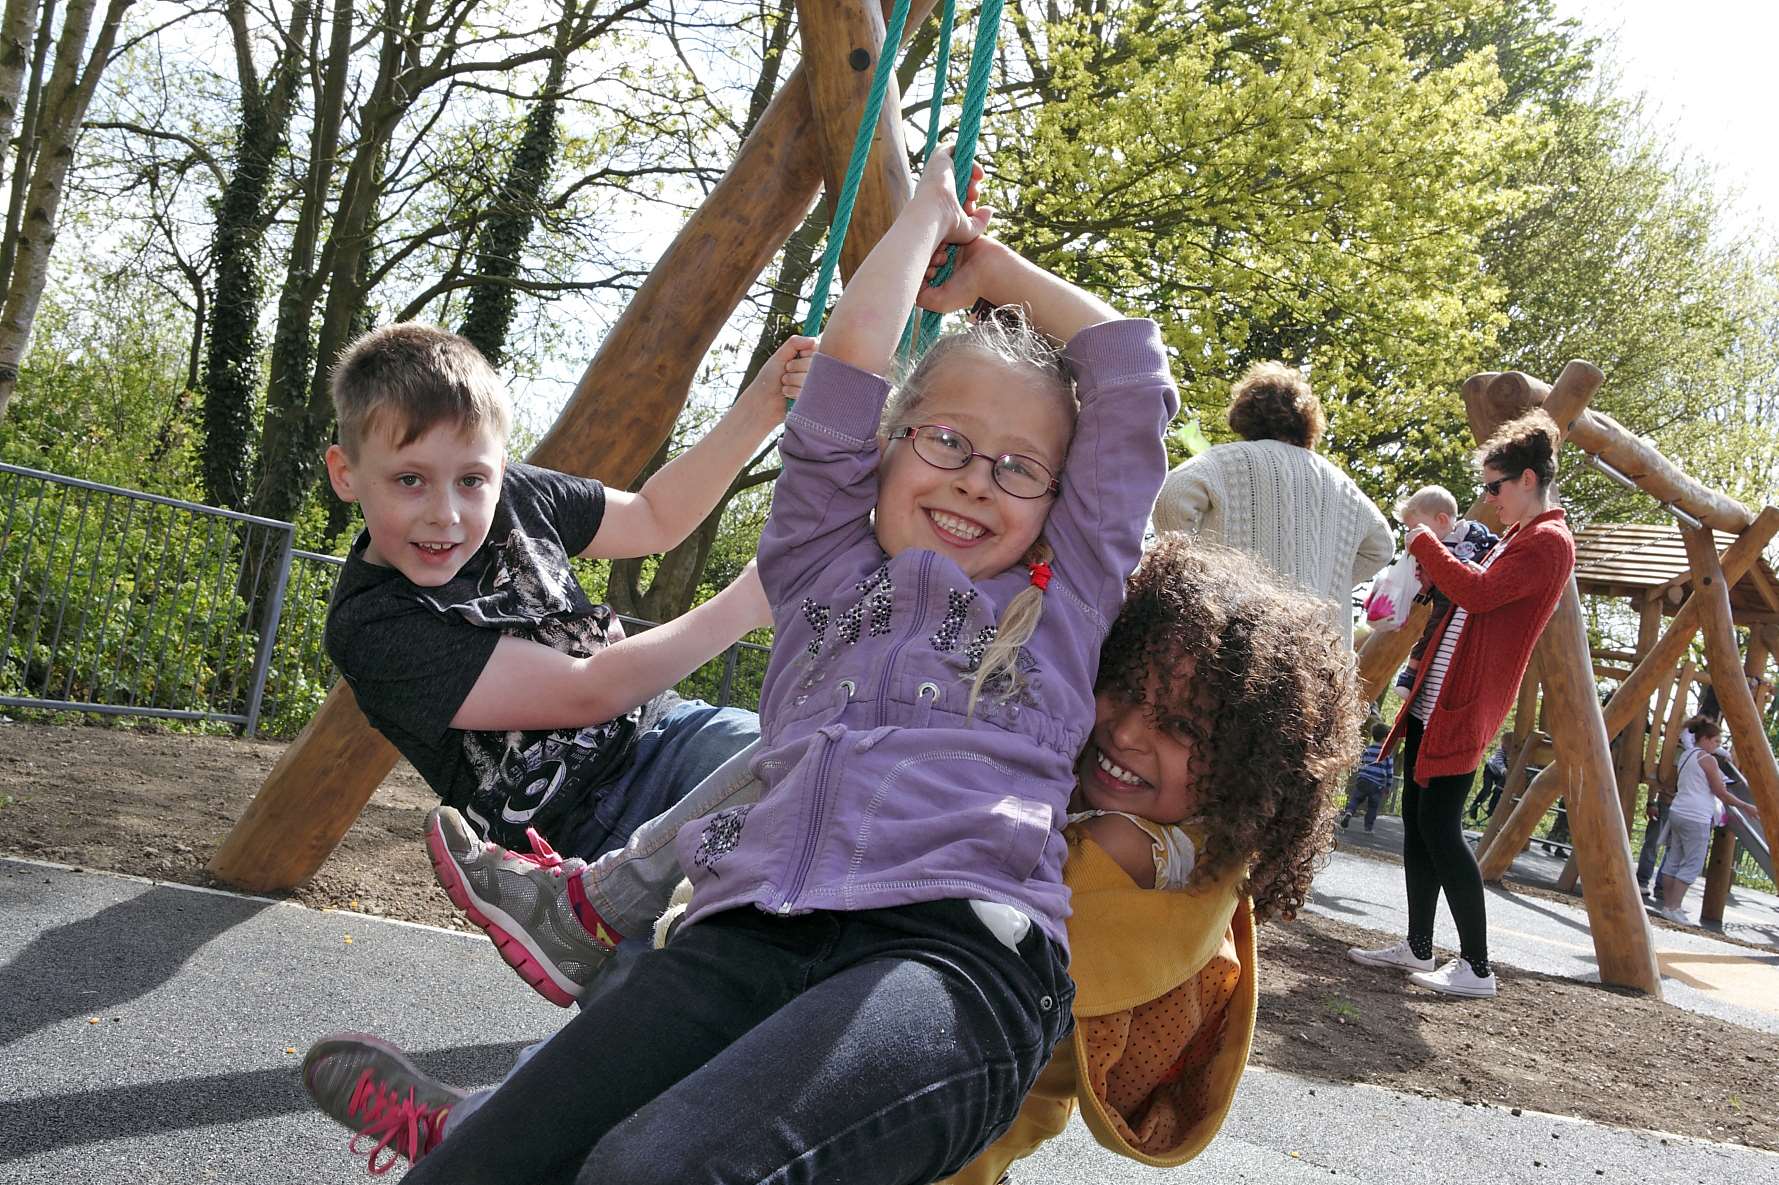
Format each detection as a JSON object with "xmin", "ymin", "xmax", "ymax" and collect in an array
[{"xmin": 1028, "ymin": 561, "xmax": 1052, "ymax": 591}]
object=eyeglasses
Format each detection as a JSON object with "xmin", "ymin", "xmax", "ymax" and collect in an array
[
  {"xmin": 1481, "ymin": 470, "xmax": 1525, "ymax": 497},
  {"xmin": 887, "ymin": 424, "xmax": 1061, "ymax": 500}
]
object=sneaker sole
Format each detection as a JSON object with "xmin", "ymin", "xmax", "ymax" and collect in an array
[
  {"xmin": 426, "ymin": 818, "xmax": 579, "ymax": 1008},
  {"xmin": 1346, "ymin": 948, "xmax": 1435, "ymax": 973},
  {"xmin": 1408, "ymin": 973, "xmax": 1497, "ymax": 998},
  {"xmin": 303, "ymin": 1032, "xmax": 469, "ymax": 1115}
]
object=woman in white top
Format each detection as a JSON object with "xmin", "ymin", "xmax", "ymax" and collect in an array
[
  {"xmin": 1656, "ymin": 716, "xmax": 1762, "ymax": 924},
  {"xmin": 1153, "ymin": 362, "xmax": 1392, "ymax": 648}
]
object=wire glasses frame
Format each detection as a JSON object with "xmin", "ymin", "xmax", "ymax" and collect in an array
[{"xmin": 887, "ymin": 424, "xmax": 1062, "ymax": 499}]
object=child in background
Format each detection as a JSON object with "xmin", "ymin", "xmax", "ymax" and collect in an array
[
  {"xmin": 1392, "ymin": 485, "xmax": 1498, "ymax": 692},
  {"xmin": 1339, "ymin": 722, "xmax": 1394, "ymax": 832},
  {"xmin": 944, "ymin": 536, "xmax": 1360, "ymax": 1183},
  {"xmin": 305, "ymin": 146, "xmax": 1178, "ymax": 1184}
]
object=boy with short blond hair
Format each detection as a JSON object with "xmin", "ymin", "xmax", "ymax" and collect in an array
[
  {"xmin": 322, "ymin": 322, "xmax": 811, "ymax": 901},
  {"xmin": 1392, "ymin": 483, "xmax": 1498, "ymax": 691}
]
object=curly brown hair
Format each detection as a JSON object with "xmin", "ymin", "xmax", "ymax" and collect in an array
[
  {"xmin": 1476, "ymin": 409, "xmax": 1560, "ymax": 490},
  {"xmin": 1096, "ymin": 534, "xmax": 1365, "ymax": 920},
  {"xmin": 1225, "ymin": 360, "xmax": 1326, "ymax": 449}
]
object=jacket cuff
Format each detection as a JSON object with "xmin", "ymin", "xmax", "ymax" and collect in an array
[{"xmin": 788, "ymin": 352, "xmax": 891, "ymax": 443}]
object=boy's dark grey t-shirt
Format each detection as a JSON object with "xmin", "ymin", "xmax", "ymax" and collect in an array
[{"xmin": 325, "ymin": 462, "xmax": 666, "ymax": 849}]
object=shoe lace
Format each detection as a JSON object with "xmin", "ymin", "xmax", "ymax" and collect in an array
[
  {"xmin": 512, "ymin": 827, "xmax": 583, "ymax": 878},
  {"xmin": 344, "ymin": 1069, "xmax": 451, "ymax": 1176}
]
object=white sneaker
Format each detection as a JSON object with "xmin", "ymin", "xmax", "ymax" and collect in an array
[
  {"xmin": 1658, "ymin": 905, "xmax": 1694, "ymax": 926},
  {"xmin": 1409, "ymin": 957, "xmax": 1498, "ymax": 998},
  {"xmin": 1346, "ymin": 939, "xmax": 1435, "ymax": 973}
]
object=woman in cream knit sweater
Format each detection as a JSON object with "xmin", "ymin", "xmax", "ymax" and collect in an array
[{"xmin": 1153, "ymin": 362, "xmax": 1393, "ymax": 648}]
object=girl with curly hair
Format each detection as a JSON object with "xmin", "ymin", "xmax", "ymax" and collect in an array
[{"xmin": 945, "ymin": 532, "xmax": 1363, "ymax": 1182}]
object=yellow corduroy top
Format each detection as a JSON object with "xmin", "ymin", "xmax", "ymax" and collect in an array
[{"xmin": 943, "ymin": 824, "xmax": 1257, "ymax": 1183}]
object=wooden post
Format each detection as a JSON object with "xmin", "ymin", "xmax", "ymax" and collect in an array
[
  {"xmin": 1657, "ymin": 664, "xmax": 1699, "ymax": 791},
  {"xmin": 796, "ymin": 0, "xmax": 916, "ymax": 280},
  {"xmin": 1681, "ymin": 525, "xmax": 1779, "ymax": 867},
  {"xmin": 1698, "ymin": 825, "xmax": 1737, "ymax": 930},
  {"xmin": 1356, "ymin": 599, "xmax": 1430, "ymax": 703},
  {"xmin": 1527, "ymin": 574, "xmax": 1660, "ymax": 992},
  {"xmin": 211, "ymin": 2, "xmax": 939, "ymax": 891},
  {"xmin": 1615, "ymin": 593, "xmax": 1665, "ymax": 821},
  {"xmin": 1641, "ymin": 662, "xmax": 1680, "ymax": 793}
]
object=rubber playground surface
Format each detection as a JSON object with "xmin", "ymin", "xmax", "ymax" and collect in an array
[{"xmin": 3, "ymin": 852, "xmax": 1776, "ymax": 1185}]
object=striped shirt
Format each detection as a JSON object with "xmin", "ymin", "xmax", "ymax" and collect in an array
[{"xmin": 1411, "ymin": 532, "xmax": 1511, "ymax": 723}]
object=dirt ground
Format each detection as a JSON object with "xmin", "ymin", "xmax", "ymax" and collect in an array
[{"xmin": 3, "ymin": 717, "xmax": 1776, "ymax": 1151}]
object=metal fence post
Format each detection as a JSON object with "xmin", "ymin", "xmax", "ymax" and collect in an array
[
  {"xmin": 717, "ymin": 642, "xmax": 739, "ymax": 707},
  {"xmin": 243, "ymin": 526, "xmax": 298, "ymax": 737}
]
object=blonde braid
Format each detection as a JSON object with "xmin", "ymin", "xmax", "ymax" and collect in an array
[{"xmin": 966, "ymin": 539, "xmax": 1054, "ymax": 718}]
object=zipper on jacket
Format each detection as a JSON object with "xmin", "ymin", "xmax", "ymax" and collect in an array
[
  {"xmin": 778, "ymin": 727, "xmax": 839, "ymax": 913},
  {"xmin": 783, "ymin": 553, "xmax": 931, "ymax": 911},
  {"xmin": 875, "ymin": 553, "xmax": 932, "ymax": 730}
]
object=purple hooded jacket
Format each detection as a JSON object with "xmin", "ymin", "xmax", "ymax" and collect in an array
[{"xmin": 674, "ymin": 319, "xmax": 1178, "ymax": 951}]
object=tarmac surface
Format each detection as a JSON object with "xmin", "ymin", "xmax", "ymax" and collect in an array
[
  {"xmin": 1330, "ymin": 818, "xmax": 1779, "ymax": 1032},
  {"xmin": 4, "ymin": 854, "xmax": 1777, "ymax": 1185}
]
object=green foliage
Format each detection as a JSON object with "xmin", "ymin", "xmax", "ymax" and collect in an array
[
  {"xmin": 993, "ymin": 0, "xmax": 1547, "ymax": 505},
  {"xmin": 3, "ymin": 281, "xmax": 203, "ymax": 496}
]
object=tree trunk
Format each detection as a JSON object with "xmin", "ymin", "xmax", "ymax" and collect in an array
[
  {"xmin": 249, "ymin": 0, "xmax": 364, "ymax": 523},
  {"xmin": 0, "ymin": 0, "xmax": 40, "ymax": 198},
  {"xmin": 0, "ymin": 0, "xmax": 133, "ymax": 422},
  {"xmin": 457, "ymin": 2, "xmax": 575, "ymax": 366},
  {"xmin": 200, "ymin": 0, "xmax": 316, "ymax": 509}
]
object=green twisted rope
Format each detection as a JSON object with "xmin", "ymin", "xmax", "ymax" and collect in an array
[{"xmin": 913, "ymin": 0, "xmax": 1004, "ymax": 355}]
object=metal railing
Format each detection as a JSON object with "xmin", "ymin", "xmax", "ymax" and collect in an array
[
  {"xmin": 0, "ymin": 463, "xmax": 768, "ymax": 738},
  {"xmin": 1, "ymin": 463, "xmax": 299, "ymax": 735}
]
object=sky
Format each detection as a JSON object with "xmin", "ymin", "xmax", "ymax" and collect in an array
[{"xmin": 1557, "ymin": 0, "xmax": 1778, "ymax": 237}]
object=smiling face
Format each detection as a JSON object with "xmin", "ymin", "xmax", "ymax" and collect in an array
[
  {"xmin": 874, "ymin": 352, "xmax": 1074, "ymax": 580},
  {"xmin": 1074, "ymin": 669, "xmax": 1202, "ymax": 826},
  {"xmin": 325, "ymin": 419, "xmax": 506, "ymax": 587}
]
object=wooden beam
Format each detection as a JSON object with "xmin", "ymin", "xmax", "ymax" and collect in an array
[
  {"xmin": 796, "ymin": 0, "xmax": 918, "ymax": 280},
  {"xmin": 1524, "ymin": 576, "xmax": 1661, "ymax": 992},
  {"xmin": 211, "ymin": 2, "xmax": 938, "ymax": 892},
  {"xmin": 1479, "ymin": 372, "xmax": 1754, "ymax": 533},
  {"xmin": 1681, "ymin": 525, "xmax": 1779, "ymax": 870},
  {"xmin": 1356, "ymin": 599, "xmax": 1430, "ymax": 703}
]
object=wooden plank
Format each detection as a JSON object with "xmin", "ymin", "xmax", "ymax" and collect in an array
[
  {"xmin": 1699, "ymin": 824, "xmax": 1738, "ymax": 930},
  {"xmin": 211, "ymin": 2, "xmax": 938, "ymax": 891}
]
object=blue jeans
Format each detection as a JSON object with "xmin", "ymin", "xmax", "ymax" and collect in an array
[
  {"xmin": 406, "ymin": 900, "xmax": 1073, "ymax": 1185},
  {"xmin": 567, "ymin": 697, "xmax": 758, "ymax": 861}
]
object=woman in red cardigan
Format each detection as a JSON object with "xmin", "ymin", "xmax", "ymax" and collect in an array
[{"xmin": 1349, "ymin": 412, "xmax": 1575, "ymax": 998}]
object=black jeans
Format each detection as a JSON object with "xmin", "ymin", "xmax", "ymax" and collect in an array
[
  {"xmin": 404, "ymin": 899, "xmax": 1073, "ymax": 1185},
  {"xmin": 1400, "ymin": 715, "xmax": 1490, "ymax": 969}
]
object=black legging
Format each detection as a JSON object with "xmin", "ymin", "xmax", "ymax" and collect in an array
[{"xmin": 1401, "ymin": 714, "xmax": 1490, "ymax": 974}]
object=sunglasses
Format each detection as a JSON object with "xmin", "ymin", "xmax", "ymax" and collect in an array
[
  {"xmin": 1481, "ymin": 470, "xmax": 1525, "ymax": 497},
  {"xmin": 887, "ymin": 424, "xmax": 1061, "ymax": 500}
]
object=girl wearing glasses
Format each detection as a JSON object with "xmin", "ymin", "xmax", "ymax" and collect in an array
[
  {"xmin": 360, "ymin": 147, "xmax": 1178, "ymax": 1185},
  {"xmin": 1349, "ymin": 410, "xmax": 1575, "ymax": 999}
]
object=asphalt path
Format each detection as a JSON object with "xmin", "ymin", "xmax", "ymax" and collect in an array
[
  {"xmin": 3, "ymin": 857, "xmax": 1775, "ymax": 1184},
  {"xmin": 1325, "ymin": 823, "xmax": 1779, "ymax": 1033}
]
